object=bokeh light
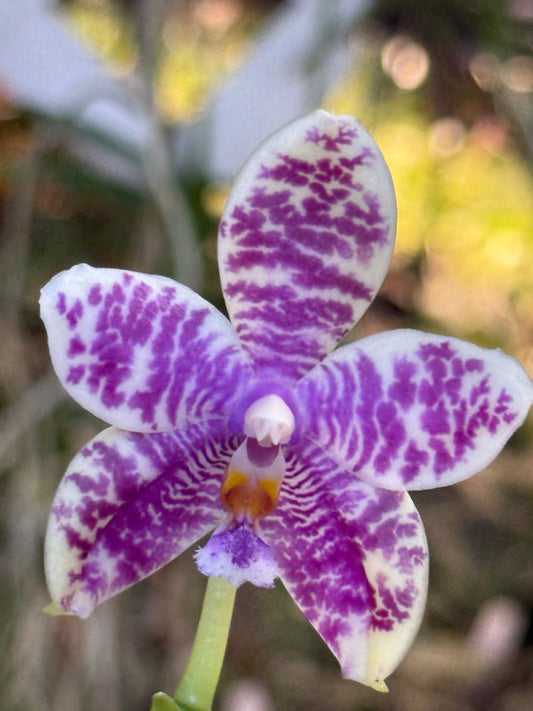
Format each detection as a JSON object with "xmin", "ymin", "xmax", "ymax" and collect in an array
[
  {"xmin": 501, "ymin": 55, "xmax": 533, "ymax": 93},
  {"xmin": 428, "ymin": 118, "xmax": 466, "ymax": 158},
  {"xmin": 381, "ymin": 35, "xmax": 430, "ymax": 90},
  {"xmin": 469, "ymin": 52, "xmax": 501, "ymax": 92}
]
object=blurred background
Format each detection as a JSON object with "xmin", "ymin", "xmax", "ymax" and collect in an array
[{"xmin": 1, "ymin": 1, "xmax": 533, "ymax": 710}]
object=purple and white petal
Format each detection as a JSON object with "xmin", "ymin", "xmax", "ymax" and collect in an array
[
  {"xmin": 40, "ymin": 264, "xmax": 253, "ymax": 432},
  {"xmin": 45, "ymin": 421, "xmax": 238, "ymax": 617},
  {"xmin": 218, "ymin": 109, "xmax": 396, "ymax": 384},
  {"xmin": 296, "ymin": 330, "xmax": 533, "ymax": 490},
  {"xmin": 261, "ymin": 442, "xmax": 428, "ymax": 689}
]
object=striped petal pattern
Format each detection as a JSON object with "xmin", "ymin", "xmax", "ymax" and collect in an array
[
  {"xmin": 295, "ymin": 330, "xmax": 533, "ymax": 491},
  {"xmin": 218, "ymin": 110, "xmax": 396, "ymax": 384},
  {"xmin": 40, "ymin": 264, "xmax": 253, "ymax": 432},
  {"xmin": 45, "ymin": 421, "xmax": 239, "ymax": 617},
  {"xmin": 261, "ymin": 441, "xmax": 428, "ymax": 688}
]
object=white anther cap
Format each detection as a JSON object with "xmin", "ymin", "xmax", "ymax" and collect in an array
[{"xmin": 243, "ymin": 394, "xmax": 295, "ymax": 446}]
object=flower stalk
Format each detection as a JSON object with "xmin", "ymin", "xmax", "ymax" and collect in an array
[{"xmin": 172, "ymin": 576, "xmax": 236, "ymax": 711}]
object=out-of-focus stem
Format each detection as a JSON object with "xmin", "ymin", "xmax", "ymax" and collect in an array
[
  {"xmin": 143, "ymin": 121, "xmax": 204, "ymax": 291},
  {"xmin": 138, "ymin": 0, "xmax": 203, "ymax": 292}
]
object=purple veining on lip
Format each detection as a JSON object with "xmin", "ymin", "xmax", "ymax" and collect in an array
[
  {"xmin": 261, "ymin": 441, "xmax": 427, "ymax": 680},
  {"xmin": 296, "ymin": 330, "xmax": 529, "ymax": 490},
  {"xmin": 40, "ymin": 265, "xmax": 253, "ymax": 432},
  {"xmin": 219, "ymin": 110, "xmax": 396, "ymax": 383},
  {"xmin": 45, "ymin": 421, "xmax": 238, "ymax": 617}
]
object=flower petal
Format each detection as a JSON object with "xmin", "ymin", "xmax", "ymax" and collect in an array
[
  {"xmin": 261, "ymin": 442, "xmax": 428, "ymax": 689},
  {"xmin": 40, "ymin": 264, "xmax": 253, "ymax": 432},
  {"xmin": 218, "ymin": 109, "xmax": 396, "ymax": 384},
  {"xmin": 45, "ymin": 421, "xmax": 238, "ymax": 617},
  {"xmin": 296, "ymin": 330, "xmax": 533, "ymax": 490}
]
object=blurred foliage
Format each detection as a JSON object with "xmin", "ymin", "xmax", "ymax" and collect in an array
[
  {"xmin": 61, "ymin": 0, "xmax": 275, "ymax": 121},
  {"xmin": 1, "ymin": 1, "xmax": 533, "ymax": 711},
  {"xmin": 328, "ymin": 0, "xmax": 533, "ymax": 366}
]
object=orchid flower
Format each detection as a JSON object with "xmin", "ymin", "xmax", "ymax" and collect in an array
[{"xmin": 40, "ymin": 110, "xmax": 533, "ymax": 692}]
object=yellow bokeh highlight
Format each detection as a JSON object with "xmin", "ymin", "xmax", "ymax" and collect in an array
[
  {"xmin": 64, "ymin": 0, "xmax": 255, "ymax": 122},
  {"xmin": 374, "ymin": 112, "xmax": 533, "ymax": 301},
  {"xmin": 63, "ymin": 2, "xmax": 137, "ymax": 74}
]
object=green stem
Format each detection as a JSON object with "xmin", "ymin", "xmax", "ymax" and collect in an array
[{"xmin": 174, "ymin": 577, "xmax": 236, "ymax": 711}]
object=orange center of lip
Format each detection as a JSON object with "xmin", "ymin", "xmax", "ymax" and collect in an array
[{"xmin": 221, "ymin": 469, "xmax": 281, "ymax": 520}]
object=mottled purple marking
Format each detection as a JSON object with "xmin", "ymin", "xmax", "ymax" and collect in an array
[
  {"xmin": 219, "ymin": 113, "xmax": 395, "ymax": 384},
  {"xmin": 374, "ymin": 400, "xmax": 407, "ymax": 474},
  {"xmin": 66, "ymin": 471, "xmax": 110, "ymax": 496},
  {"xmin": 67, "ymin": 299, "xmax": 83, "ymax": 329},
  {"xmin": 429, "ymin": 437, "xmax": 454, "ymax": 476},
  {"xmin": 88, "ymin": 284, "xmax": 102, "ymax": 305},
  {"xmin": 305, "ymin": 124, "xmax": 359, "ymax": 152},
  {"xmin": 226, "ymin": 245, "xmax": 373, "ymax": 302},
  {"xmin": 470, "ymin": 376, "xmax": 490, "ymax": 406},
  {"xmin": 49, "ymin": 423, "xmax": 237, "ymax": 615},
  {"xmin": 388, "ymin": 359, "xmax": 418, "ymax": 410},
  {"xmin": 401, "ymin": 442, "xmax": 430, "ymax": 483},
  {"xmin": 258, "ymin": 155, "xmax": 314, "ymax": 186},
  {"xmin": 63, "ymin": 528, "xmax": 91, "ymax": 559},
  {"xmin": 262, "ymin": 444, "xmax": 426, "ymax": 663},
  {"xmin": 45, "ymin": 268, "xmax": 252, "ymax": 431},
  {"xmin": 421, "ymin": 401, "xmax": 451, "ymax": 436},
  {"xmin": 57, "ymin": 292, "xmax": 67, "ymax": 314},
  {"xmin": 68, "ymin": 335, "xmax": 86, "ymax": 357},
  {"xmin": 67, "ymin": 365, "xmax": 85, "ymax": 384},
  {"xmin": 295, "ymin": 334, "xmax": 526, "ymax": 488},
  {"xmin": 466, "ymin": 358, "xmax": 484, "ymax": 372},
  {"xmin": 354, "ymin": 353, "xmax": 383, "ymax": 471}
]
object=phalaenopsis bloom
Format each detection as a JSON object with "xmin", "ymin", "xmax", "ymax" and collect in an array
[{"xmin": 41, "ymin": 110, "xmax": 533, "ymax": 690}]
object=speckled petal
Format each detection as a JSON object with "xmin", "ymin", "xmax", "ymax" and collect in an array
[
  {"xmin": 40, "ymin": 264, "xmax": 253, "ymax": 432},
  {"xmin": 296, "ymin": 329, "xmax": 533, "ymax": 490},
  {"xmin": 261, "ymin": 441, "xmax": 428, "ymax": 689},
  {"xmin": 45, "ymin": 421, "xmax": 238, "ymax": 617},
  {"xmin": 218, "ymin": 109, "xmax": 396, "ymax": 384}
]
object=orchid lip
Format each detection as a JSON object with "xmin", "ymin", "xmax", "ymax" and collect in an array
[{"xmin": 195, "ymin": 521, "xmax": 278, "ymax": 588}]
